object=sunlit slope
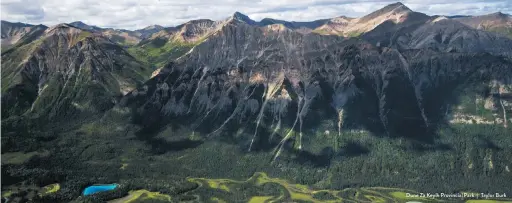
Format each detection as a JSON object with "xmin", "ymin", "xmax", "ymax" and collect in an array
[{"xmin": 111, "ymin": 172, "xmax": 512, "ymax": 203}]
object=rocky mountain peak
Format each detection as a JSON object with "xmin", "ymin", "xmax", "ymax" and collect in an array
[
  {"xmin": 386, "ymin": 2, "xmax": 408, "ymax": 10},
  {"xmin": 359, "ymin": 2, "xmax": 412, "ymax": 23},
  {"xmin": 182, "ymin": 19, "xmax": 215, "ymax": 26},
  {"xmin": 232, "ymin": 11, "xmax": 247, "ymax": 18},
  {"xmin": 1, "ymin": 20, "xmax": 149, "ymax": 119},
  {"xmin": 1, "ymin": 20, "xmax": 35, "ymax": 40},
  {"xmin": 314, "ymin": 2, "xmax": 420, "ymax": 36},
  {"xmin": 261, "ymin": 18, "xmax": 330, "ymax": 31},
  {"xmin": 1, "ymin": 21, "xmax": 48, "ymax": 49},
  {"xmin": 45, "ymin": 23, "xmax": 85, "ymax": 35},
  {"xmin": 230, "ymin": 11, "xmax": 257, "ymax": 25},
  {"xmin": 1, "ymin": 20, "xmax": 35, "ymax": 28},
  {"xmin": 69, "ymin": 21, "xmax": 104, "ymax": 32},
  {"xmin": 330, "ymin": 16, "xmax": 353, "ymax": 24},
  {"xmin": 490, "ymin": 12, "xmax": 507, "ymax": 17},
  {"xmin": 173, "ymin": 19, "xmax": 217, "ymax": 42},
  {"xmin": 476, "ymin": 12, "xmax": 510, "ymax": 21},
  {"xmin": 136, "ymin": 24, "xmax": 165, "ymax": 38},
  {"xmin": 376, "ymin": 2, "xmax": 411, "ymax": 14},
  {"xmin": 69, "ymin": 21, "xmax": 88, "ymax": 27},
  {"xmin": 40, "ymin": 23, "xmax": 111, "ymax": 49},
  {"xmin": 451, "ymin": 11, "xmax": 512, "ymax": 38},
  {"xmin": 142, "ymin": 25, "xmax": 164, "ymax": 30}
]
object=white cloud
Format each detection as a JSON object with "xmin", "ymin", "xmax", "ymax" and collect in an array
[{"xmin": 1, "ymin": 0, "xmax": 511, "ymax": 30}]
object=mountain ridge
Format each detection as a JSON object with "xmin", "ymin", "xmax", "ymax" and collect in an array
[
  {"xmin": 2, "ymin": 7, "xmax": 509, "ymax": 33},
  {"xmin": 2, "ymin": 3, "xmax": 512, "ymax": 202},
  {"xmin": 1, "ymin": 24, "xmax": 150, "ymax": 121},
  {"xmin": 2, "ymin": 6, "xmax": 510, "ymax": 44},
  {"xmin": 451, "ymin": 12, "xmax": 512, "ymax": 38},
  {"xmin": 1, "ymin": 21, "xmax": 48, "ymax": 50}
]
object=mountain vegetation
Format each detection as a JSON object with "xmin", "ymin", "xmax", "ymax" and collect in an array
[{"xmin": 1, "ymin": 2, "xmax": 512, "ymax": 203}]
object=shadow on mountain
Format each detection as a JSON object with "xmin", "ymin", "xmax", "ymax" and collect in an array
[
  {"xmin": 339, "ymin": 141, "xmax": 370, "ymax": 157},
  {"xmin": 134, "ymin": 123, "xmax": 203, "ymax": 155},
  {"xmin": 401, "ymin": 142, "xmax": 453, "ymax": 152},
  {"xmin": 286, "ymin": 146, "xmax": 334, "ymax": 168},
  {"xmin": 341, "ymin": 69, "xmax": 437, "ymax": 144},
  {"xmin": 238, "ymin": 124, "xmax": 283, "ymax": 153},
  {"xmin": 144, "ymin": 137, "xmax": 203, "ymax": 155},
  {"xmin": 478, "ymin": 137, "xmax": 503, "ymax": 151}
]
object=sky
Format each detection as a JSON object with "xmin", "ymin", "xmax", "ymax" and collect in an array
[{"xmin": 1, "ymin": 0, "xmax": 511, "ymax": 30}]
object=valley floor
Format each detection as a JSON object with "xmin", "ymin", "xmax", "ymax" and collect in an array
[{"xmin": 2, "ymin": 122, "xmax": 512, "ymax": 202}]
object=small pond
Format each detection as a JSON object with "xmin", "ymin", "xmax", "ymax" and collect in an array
[{"xmin": 83, "ymin": 184, "xmax": 118, "ymax": 196}]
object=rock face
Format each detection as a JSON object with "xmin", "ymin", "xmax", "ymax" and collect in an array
[
  {"xmin": 135, "ymin": 25, "xmax": 164, "ymax": 38},
  {"xmin": 1, "ymin": 4, "xmax": 512, "ymax": 197},
  {"xmin": 259, "ymin": 18, "xmax": 329, "ymax": 32},
  {"xmin": 1, "ymin": 24, "xmax": 149, "ymax": 120},
  {"xmin": 126, "ymin": 19, "xmax": 221, "ymax": 69},
  {"xmin": 1, "ymin": 21, "xmax": 48, "ymax": 50},
  {"xmin": 120, "ymin": 16, "xmax": 512, "ymax": 150},
  {"xmin": 314, "ymin": 2, "xmax": 429, "ymax": 36},
  {"xmin": 69, "ymin": 21, "xmax": 164, "ymax": 46},
  {"xmin": 2, "ymin": 3, "xmax": 511, "ymax": 147},
  {"xmin": 363, "ymin": 16, "xmax": 512, "ymax": 56},
  {"xmin": 68, "ymin": 21, "xmax": 104, "ymax": 32},
  {"xmin": 452, "ymin": 12, "xmax": 512, "ymax": 38},
  {"xmin": 151, "ymin": 19, "xmax": 219, "ymax": 43}
]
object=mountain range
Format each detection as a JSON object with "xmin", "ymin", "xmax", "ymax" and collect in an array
[
  {"xmin": 3, "ymin": 3, "xmax": 511, "ymax": 48},
  {"xmin": 2, "ymin": 2, "xmax": 511, "ymax": 129},
  {"xmin": 1, "ymin": 2, "xmax": 512, "ymax": 203}
]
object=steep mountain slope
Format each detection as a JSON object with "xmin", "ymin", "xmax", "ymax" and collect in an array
[
  {"xmin": 68, "ymin": 21, "xmax": 163, "ymax": 46},
  {"xmin": 128, "ymin": 19, "xmax": 220, "ymax": 68},
  {"xmin": 259, "ymin": 18, "xmax": 329, "ymax": 32},
  {"xmin": 68, "ymin": 21, "xmax": 104, "ymax": 32},
  {"xmin": 120, "ymin": 17, "xmax": 512, "ymax": 149},
  {"xmin": 2, "ymin": 3, "xmax": 512, "ymax": 202},
  {"xmin": 100, "ymin": 29, "xmax": 142, "ymax": 46},
  {"xmin": 1, "ymin": 21, "xmax": 48, "ymax": 50},
  {"xmin": 313, "ymin": 16, "xmax": 355, "ymax": 35},
  {"xmin": 89, "ymin": 20, "xmax": 511, "ymax": 199},
  {"xmin": 314, "ymin": 2, "xmax": 429, "ymax": 37},
  {"xmin": 69, "ymin": 21, "xmax": 139, "ymax": 45},
  {"xmin": 452, "ymin": 12, "xmax": 512, "ymax": 38},
  {"xmin": 128, "ymin": 12, "xmax": 327, "ymax": 69},
  {"xmin": 363, "ymin": 16, "xmax": 512, "ymax": 56},
  {"xmin": 1, "ymin": 24, "xmax": 150, "ymax": 121},
  {"xmin": 135, "ymin": 25, "xmax": 164, "ymax": 38}
]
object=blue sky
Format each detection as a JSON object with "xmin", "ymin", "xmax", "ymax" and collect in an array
[{"xmin": 1, "ymin": 0, "xmax": 511, "ymax": 30}]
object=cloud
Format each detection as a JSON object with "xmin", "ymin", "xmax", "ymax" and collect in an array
[
  {"xmin": 1, "ymin": 0, "xmax": 511, "ymax": 30},
  {"xmin": 1, "ymin": 0, "xmax": 45, "ymax": 21}
]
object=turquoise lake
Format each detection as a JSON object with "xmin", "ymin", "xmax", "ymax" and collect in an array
[{"xmin": 82, "ymin": 184, "xmax": 118, "ymax": 196}]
